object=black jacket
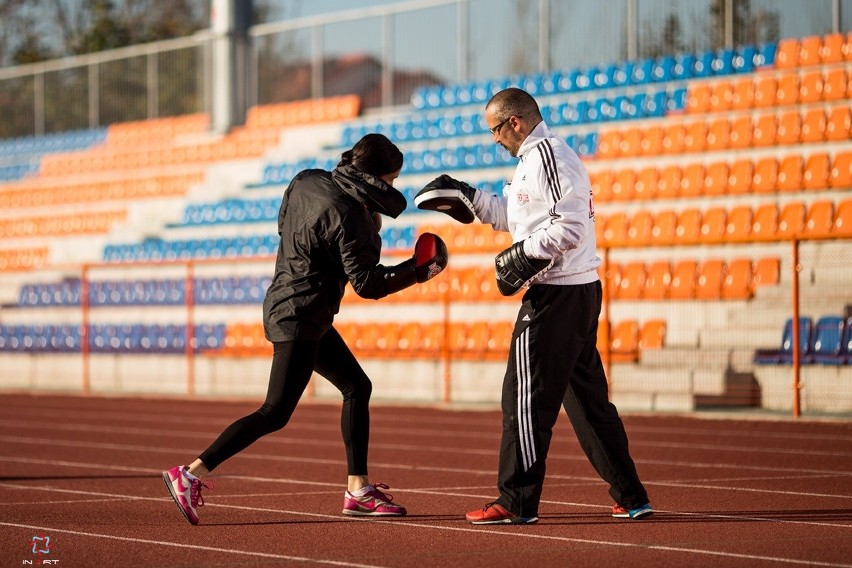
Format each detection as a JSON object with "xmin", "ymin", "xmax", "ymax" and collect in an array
[{"xmin": 262, "ymin": 164, "xmax": 408, "ymax": 342}]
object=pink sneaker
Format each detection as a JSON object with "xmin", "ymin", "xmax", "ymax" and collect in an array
[
  {"xmin": 342, "ymin": 483, "xmax": 406, "ymax": 517},
  {"xmin": 162, "ymin": 465, "xmax": 211, "ymax": 525}
]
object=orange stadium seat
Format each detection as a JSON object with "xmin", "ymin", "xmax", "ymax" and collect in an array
[
  {"xmin": 822, "ymin": 68, "xmax": 847, "ymax": 100},
  {"xmin": 619, "ymin": 127, "xmax": 643, "ymax": 156},
  {"xmin": 777, "ymin": 155, "xmax": 803, "ymax": 192},
  {"xmin": 680, "ymin": 164, "xmax": 705, "ymax": 198},
  {"xmin": 420, "ymin": 322, "xmax": 446, "ymax": 358},
  {"xmin": 596, "ymin": 130, "xmax": 620, "ymax": 159},
  {"xmin": 728, "ymin": 158, "xmax": 754, "ymax": 195},
  {"xmin": 819, "ymin": 32, "xmax": 846, "ymax": 64},
  {"xmin": 488, "ymin": 321, "xmax": 513, "ymax": 358},
  {"xmin": 686, "ymin": 83, "xmax": 712, "ymax": 114},
  {"xmin": 611, "ymin": 169, "xmax": 636, "ymax": 201},
  {"xmin": 638, "ymin": 320, "xmax": 666, "ymax": 351},
  {"xmin": 639, "ymin": 125, "xmax": 663, "ymax": 156},
  {"xmin": 595, "ymin": 214, "xmax": 607, "ymax": 246},
  {"xmin": 726, "ymin": 205, "xmax": 754, "ymax": 242},
  {"xmin": 774, "ymin": 38, "xmax": 800, "ymax": 68},
  {"xmin": 634, "ymin": 167, "xmax": 659, "ymax": 200},
  {"xmin": 652, "ymin": 209, "xmax": 678, "ymax": 244},
  {"xmin": 610, "ymin": 320, "xmax": 640, "ymax": 362},
  {"xmin": 798, "ymin": 69, "xmax": 824, "ymax": 103},
  {"xmin": 728, "ymin": 115, "xmax": 753, "ymax": 149},
  {"xmin": 752, "ymin": 113, "xmax": 777, "ymax": 147},
  {"xmin": 591, "ymin": 170, "xmax": 614, "ymax": 202},
  {"xmin": 777, "ymin": 201, "xmax": 806, "ymax": 239},
  {"xmin": 752, "ymin": 157, "xmax": 779, "ymax": 194},
  {"xmin": 709, "ymin": 80, "xmax": 733, "ymax": 112},
  {"xmin": 753, "ymin": 75, "xmax": 777, "ymax": 107},
  {"xmin": 643, "ymin": 261, "xmax": 671, "ymax": 300},
  {"xmin": 775, "ymin": 72, "xmax": 800, "ymax": 106},
  {"xmin": 602, "ymin": 212, "xmax": 628, "ymax": 247},
  {"xmin": 752, "ymin": 203, "xmax": 780, "ymax": 241},
  {"xmin": 833, "ymin": 199, "xmax": 852, "ymax": 237},
  {"xmin": 700, "ymin": 207, "xmax": 727, "ymax": 242},
  {"xmin": 800, "ymin": 108, "xmax": 827, "ymax": 143},
  {"xmin": 616, "ymin": 261, "xmax": 646, "ymax": 300},
  {"xmin": 802, "ymin": 200, "xmax": 835, "ymax": 239},
  {"xmin": 626, "ymin": 209, "xmax": 654, "ymax": 245},
  {"xmin": 830, "ymin": 152, "xmax": 852, "ymax": 188},
  {"xmin": 797, "ymin": 35, "xmax": 821, "ymax": 67},
  {"xmin": 669, "ymin": 260, "xmax": 698, "ymax": 299},
  {"xmin": 722, "ymin": 258, "xmax": 754, "ymax": 300},
  {"xmin": 846, "ymin": 31, "xmax": 852, "ymax": 60},
  {"xmin": 730, "ymin": 77, "xmax": 755, "ymax": 109},
  {"xmin": 661, "ymin": 123, "xmax": 686, "ymax": 154},
  {"xmin": 753, "ymin": 257, "xmax": 781, "ymax": 288},
  {"xmin": 682, "ymin": 121, "xmax": 707, "ymax": 153},
  {"xmin": 395, "ymin": 322, "xmax": 423, "ymax": 356},
  {"xmin": 705, "ymin": 118, "xmax": 731, "ymax": 151},
  {"xmin": 825, "ymin": 106, "xmax": 851, "ymax": 141},
  {"xmin": 803, "ymin": 153, "xmax": 830, "ymax": 190},
  {"xmin": 776, "ymin": 110, "xmax": 801, "ymax": 145},
  {"xmin": 703, "ymin": 162, "xmax": 729, "ymax": 196},
  {"xmin": 675, "ymin": 208, "xmax": 702, "ymax": 244},
  {"xmin": 601, "ymin": 261, "xmax": 621, "ymax": 299},
  {"xmin": 657, "ymin": 165, "xmax": 682, "ymax": 200},
  {"xmin": 695, "ymin": 259, "xmax": 725, "ymax": 300}
]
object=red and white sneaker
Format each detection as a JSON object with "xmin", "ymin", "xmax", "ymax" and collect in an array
[
  {"xmin": 465, "ymin": 502, "xmax": 538, "ymax": 525},
  {"xmin": 162, "ymin": 465, "xmax": 211, "ymax": 525},
  {"xmin": 342, "ymin": 483, "xmax": 406, "ymax": 517},
  {"xmin": 612, "ymin": 503, "xmax": 654, "ymax": 519}
]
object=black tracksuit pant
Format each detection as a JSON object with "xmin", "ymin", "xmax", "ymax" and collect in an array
[
  {"xmin": 494, "ymin": 282, "xmax": 649, "ymax": 517},
  {"xmin": 199, "ymin": 326, "xmax": 373, "ymax": 475}
]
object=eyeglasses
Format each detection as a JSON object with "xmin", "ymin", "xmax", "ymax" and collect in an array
[{"xmin": 489, "ymin": 116, "xmax": 513, "ymax": 135}]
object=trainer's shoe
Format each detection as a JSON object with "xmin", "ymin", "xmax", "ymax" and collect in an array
[
  {"xmin": 162, "ymin": 465, "xmax": 211, "ymax": 525},
  {"xmin": 466, "ymin": 502, "xmax": 538, "ymax": 525},
  {"xmin": 612, "ymin": 503, "xmax": 654, "ymax": 519},
  {"xmin": 342, "ymin": 483, "xmax": 406, "ymax": 517}
]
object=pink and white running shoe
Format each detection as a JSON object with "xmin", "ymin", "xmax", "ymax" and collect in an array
[
  {"xmin": 162, "ymin": 465, "xmax": 211, "ymax": 525},
  {"xmin": 342, "ymin": 483, "xmax": 406, "ymax": 517}
]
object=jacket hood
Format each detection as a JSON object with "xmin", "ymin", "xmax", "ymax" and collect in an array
[{"xmin": 331, "ymin": 164, "xmax": 407, "ymax": 219}]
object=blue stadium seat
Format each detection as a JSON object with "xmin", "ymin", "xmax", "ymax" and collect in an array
[
  {"xmin": 631, "ymin": 58, "xmax": 654, "ymax": 85},
  {"xmin": 807, "ymin": 316, "xmax": 846, "ymax": 365},
  {"xmin": 711, "ymin": 47, "xmax": 735, "ymax": 75},
  {"xmin": 754, "ymin": 317, "xmax": 813, "ymax": 364},
  {"xmin": 754, "ymin": 42, "xmax": 776, "ymax": 67},
  {"xmin": 691, "ymin": 50, "xmax": 714, "ymax": 77},
  {"xmin": 652, "ymin": 56, "xmax": 674, "ymax": 82},
  {"xmin": 733, "ymin": 45, "xmax": 756, "ymax": 73},
  {"xmin": 672, "ymin": 53, "xmax": 694, "ymax": 80},
  {"xmin": 666, "ymin": 87, "xmax": 687, "ymax": 112}
]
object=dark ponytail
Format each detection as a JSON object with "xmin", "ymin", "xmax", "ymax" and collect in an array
[{"xmin": 338, "ymin": 133, "xmax": 403, "ymax": 177}]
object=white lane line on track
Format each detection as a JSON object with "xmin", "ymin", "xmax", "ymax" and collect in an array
[
  {"xmin": 3, "ymin": 459, "xmax": 852, "ymax": 530},
  {"xmin": 2, "ymin": 485, "xmax": 851, "ymax": 568},
  {"xmin": 3, "ymin": 435, "xmax": 852, "ymax": 502},
  {"xmin": 0, "ymin": 522, "xmax": 384, "ymax": 568}
]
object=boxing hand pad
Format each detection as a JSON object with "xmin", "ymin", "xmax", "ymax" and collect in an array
[{"xmin": 414, "ymin": 174, "xmax": 477, "ymax": 224}]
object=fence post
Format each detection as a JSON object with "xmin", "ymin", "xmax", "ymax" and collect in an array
[
  {"xmin": 791, "ymin": 239, "xmax": 801, "ymax": 418},
  {"xmin": 80, "ymin": 265, "xmax": 91, "ymax": 394}
]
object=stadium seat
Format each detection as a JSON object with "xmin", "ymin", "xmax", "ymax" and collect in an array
[
  {"xmin": 634, "ymin": 167, "xmax": 659, "ymax": 200},
  {"xmin": 825, "ymin": 106, "xmax": 851, "ymax": 141},
  {"xmin": 686, "ymin": 83, "xmax": 711, "ymax": 114},
  {"xmin": 610, "ymin": 320, "xmax": 639, "ymax": 362},
  {"xmin": 753, "ymin": 257, "xmax": 780, "ymax": 288},
  {"xmin": 695, "ymin": 259, "xmax": 725, "ymax": 300},
  {"xmin": 616, "ymin": 261, "xmax": 645, "ymax": 300},
  {"xmin": 661, "ymin": 123, "xmax": 686, "ymax": 154},
  {"xmin": 752, "ymin": 203, "xmax": 780, "ymax": 241},
  {"xmin": 752, "ymin": 113, "xmax": 777, "ymax": 147},
  {"xmin": 727, "ymin": 159, "xmax": 753, "ymax": 194},
  {"xmin": 643, "ymin": 261, "xmax": 671, "ymax": 300},
  {"xmin": 775, "ymin": 72, "xmax": 799, "ymax": 106},
  {"xmin": 753, "ymin": 75, "xmax": 777, "ymax": 107},
  {"xmin": 669, "ymin": 260, "xmax": 698, "ymax": 299},
  {"xmin": 705, "ymin": 118, "xmax": 731, "ymax": 151},
  {"xmin": 800, "ymin": 108, "xmax": 827, "ymax": 143},
  {"xmin": 652, "ymin": 209, "xmax": 678, "ymax": 243},
  {"xmin": 675, "ymin": 208, "xmax": 702, "ymax": 244},
  {"xmin": 657, "ymin": 165, "xmax": 682, "ymax": 199},
  {"xmin": 611, "ymin": 169, "xmax": 636, "ymax": 201},
  {"xmin": 700, "ymin": 207, "xmax": 727, "ymax": 242},
  {"xmin": 680, "ymin": 164, "xmax": 704, "ymax": 198},
  {"xmin": 802, "ymin": 153, "xmax": 830, "ymax": 189},
  {"xmin": 639, "ymin": 125, "xmax": 663, "ymax": 156},
  {"xmin": 776, "ymin": 111, "xmax": 801, "ymax": 145},
  {"xmin": 774, "ymin": 38, "xmax": 800, "ymax": 68},
  {"xmin": 776, "ymin": 155, "xmax": 803, "ymax": 192},
  {"xmin": 807, "ymin": 316, "xmax": 846, "ymax": 364},
  {"xmin": 602, "ymin": 211, "xmax": 628, "ymax": 247},
  {"xmin": 596, "ymin": 130, "xmax": 619, "ymax": 159},
  {"xmin": 819, "ymin": 32, "xmax": 846, "ymax": 64},
  {"xmin": 618, "ymin": 127, "xmax": 642, "ymax": 156},
  {"xmin": 802, "ymin": 200, "xmax": 834, "ymax": 239},
  {"xmin": 754, "ymin": 317, "xmax": 813, "ymax": 365},
  {"xmin": 822, "ymin": 68, "xmax": 847, "ymax": 100},
  {"xmin": 638, "ymin": 320, "xmax": 666, "ymax": 351},
  {"xmin": 834, "ymin": 199, "xmax": 852, "ymax": 237},
  {"xmin": 709, "ymin": 80, "xmax": 733, "ymax": 112},
  {"xmin": 726, "ymin": 205, "xmax": 754, "ymax": 242},
  {"xmin": 730, "ymin": 77, "xmax": 755, "ymax": 109},
  {"xmin": 590, "ymin": 170, "xmax": 614, "ymax": 202},
  {"xmin": 752, "ymin": 157, "xmax": 779, "ymax": 194},
  {"xmin": 703, "ymin": 162, "xmax": 728, "ymax": 196},
  {"xmin": 798, "ymin": 69, "xmax": 823, "ymax": 103},
  {"xmin": 626, "ymin": 209, "xmax": 654, "ymax": 245},
  {"xmin": 728, "ymin": 115, "xmax": 753, "ymax": 148},
  {"xmin": 797, "ymin": 35, "xmax": 821, "ymax": 67},
  {"xmin": 721, "ymin": 258, "xmax": 754, "ymax": 300},
  {"xmin": 776, "ymin": 200, "xmax": 806, "ymax": 239},
  {"xmin": 683, "ymin": 121, "xmax": 707, "ymax": 153}
]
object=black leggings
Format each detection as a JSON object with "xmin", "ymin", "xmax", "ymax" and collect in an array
[{"xmin": 198, "ymin": 326, "xmax": 373, "ymax": 475}]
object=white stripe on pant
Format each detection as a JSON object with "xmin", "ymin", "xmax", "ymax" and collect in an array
[{"xmin": 515, "ymin": 327, "xmax": 537, "ymax": 471}]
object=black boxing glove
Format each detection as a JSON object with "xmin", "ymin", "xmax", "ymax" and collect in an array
[
  {"xmin": 414, "ymin": 174, "xmax": 477, "ymax": 224},
  {"xmin": 495, "ymin": 240, "xmax": 553, "ymax": 296},
  {"xmin": 384, "ymin": 233, "xmax": 449, "ymax": 294}
]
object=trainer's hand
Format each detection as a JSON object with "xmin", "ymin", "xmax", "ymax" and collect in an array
[
  {"xmin": 495, "ymin": 241, "xmax": 553, "ymax": 296},
  {"xmin": 414, "ymin": 174, "xmax": 477, "ymax": 224}
]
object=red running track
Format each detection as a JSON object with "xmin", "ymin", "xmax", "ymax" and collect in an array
[{"xmin": 1, "ymin": 393, "xmax": 851, "ymax": 567}]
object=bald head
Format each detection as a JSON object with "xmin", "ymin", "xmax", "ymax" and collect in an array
[{"xmin": 485, "ymin": 88, "xmax": 542, "ymax": 126}]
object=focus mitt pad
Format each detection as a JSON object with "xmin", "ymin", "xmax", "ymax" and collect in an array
[
  {"xmin": 414, "ymin": 174, "xmax": 477, "ymax": 224},
  {"xmin": 495, "ymin": 241, "xmax": 553, "ymax": 296}
]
